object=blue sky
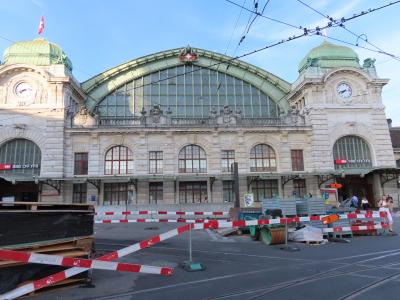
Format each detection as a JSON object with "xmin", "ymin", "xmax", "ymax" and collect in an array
[{"xmin": 1, "ymin": 0, "xmax": 399, "ymax": 124}]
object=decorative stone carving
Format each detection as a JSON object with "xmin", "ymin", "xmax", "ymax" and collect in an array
[
  {"xmin": 362, "ymin": 58, "xmax": 377, "ymax": 78},
  {"xmin": 221, "ymin": 105, "xmax": 233, "ymax": 124},
  {"xmin": 283, "ymin": 106, "xmax": 304, "ymax": 125},
  {"xmin": 146, "ymin": 104, "xmax": 168, "ymax": 125},
  {"xmin": 363, "ymin": 58, "xmax": 376, "ymax": 68},
  {"xmin": 149, "ymin": 104, "xmax": 163, "ymax": 123},
  {"xmin": 215, "ymin": 105, "xmax": 238, "ymax": 126},
  {"xmin": 210, "ymin": 107, "xmax": 218, "ymax": 118},
  {"xmin": 179, "ymin": 45, "xmax": 198, "ymax": 63},
  {"xmin": 73, "ymin": 106, "xmax": 96, "ymax": 126}
]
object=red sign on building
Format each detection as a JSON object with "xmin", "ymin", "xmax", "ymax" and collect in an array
[
  {"xmin": 0, "ymin": 164, "xmax": 12, "ymax": 170},
  {"xmin": 334, "ymin": 159, "xmax": 348, "ymax": 165}
]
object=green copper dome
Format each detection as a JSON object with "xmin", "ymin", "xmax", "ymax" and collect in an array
[
  {"xmin": 298, "ymin": 41, "xmax": 359, "ymax": 73},
  {"xmin": 2, "ymin": 38, "xmax": 73, "ymax": 71}
]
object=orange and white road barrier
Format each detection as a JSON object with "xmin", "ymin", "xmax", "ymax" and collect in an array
[{"xmin": 0, "ymin": 249, "xmax": 173, "ymax": 275}]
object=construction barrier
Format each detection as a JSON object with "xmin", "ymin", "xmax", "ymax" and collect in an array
[
  {"xmin": 1, "ymin": 211, "xmax": 389, "ymax": 299},
  {"xmin": 188, "ymin": 220, "xmax": 389, "ymax": 233},
  {"xmin": 94, "ymin": 218, "xmax": 229, "ymax": 224},
  {"xmin": 0, "ymin": 223, "xmax": 207, "ymax": 300},
  {"xmin": 94, "ymin": 212, "xmax": 386, "ymax": 225},
  {"xmin": 0, "ymin": 249, "xmax": 173, "ymax": 275},
  {"xmin": 95, "ymin": 210, "xmax": 228, "ymax": 216}
]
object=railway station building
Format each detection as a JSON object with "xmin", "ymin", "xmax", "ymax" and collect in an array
[{"xmin": 0, "ymin": 38, "xmax": 399, "ymax": 207}]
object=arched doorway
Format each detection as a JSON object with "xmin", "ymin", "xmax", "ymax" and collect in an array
[
  {"xmin": 332, "ymin": 135, "xmax": 373, "ymax": 205},
  {"xmin": 0, "ymin": 138, "xmax": 41, "ymax": 202}
]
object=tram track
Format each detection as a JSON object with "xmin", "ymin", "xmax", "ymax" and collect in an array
[
  {"xmin": 85, "ymin": 244, "xmax": 400, "ymax": 300},
  {"xmin": 338, "ymin": 272, "xmax": 400, "ymax": 300},
  {"xmin": 213, "ymin": 256, "xmax": 400, "ymax": 300}
]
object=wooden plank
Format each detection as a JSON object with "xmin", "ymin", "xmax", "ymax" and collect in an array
[{"xmin": 2, "ymin": 236, "xmax": 93, "ymax": 250}]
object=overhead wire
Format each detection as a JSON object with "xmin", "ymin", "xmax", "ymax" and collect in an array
[
  {"xmin": 323, "ymin": 35, "xmax": 400, "ymax": 60},
  {"xmin": 224, "ymin": 0, "xmax": 247, "ymax": 55},
  {"xmin": 0, "ymin": 0, "xmax": 398, "ymax": 115},
  {"xmin": 120, "ymin": 1, "xmax": 400, "ymax": 95},
  {"xmin": 295, "ymin": 0, "xmax": 400, "ymax": 61},
  {"xmin": 224, "ymin": 0, "xmax": 303, "ymax": 29}
]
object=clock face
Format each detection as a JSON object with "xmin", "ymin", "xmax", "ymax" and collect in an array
[
  {"xmin": 336, "ymin": 83, "xmax": 352, "ymax": 98},
  {"xmin": 15, "ymin": 82, "xmax": 33, "ymax": 99}
]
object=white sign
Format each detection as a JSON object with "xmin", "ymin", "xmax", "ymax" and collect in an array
[
  {"xmin": 244, "ymin": 193, "xmax": 254, "ymax": 207},
  {"xmin": 2, "ymin": 196, "xmax": 15, "ymax": 206}
]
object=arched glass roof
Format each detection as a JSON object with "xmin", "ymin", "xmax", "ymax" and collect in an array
[{"xmin": 97, "ymin": 65, "xmax": 279, "ymax": 118}]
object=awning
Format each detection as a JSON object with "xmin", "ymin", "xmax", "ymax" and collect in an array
[
  {"xmin": 0, "ymin": 174, "xmax": 37, "ymax": 183},
  {"xmin": 334, "ymin": 167, "xmax": 400, "ymax": 176}
]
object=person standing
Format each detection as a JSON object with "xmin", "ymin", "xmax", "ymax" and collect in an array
[
  {"xmin": 361, "ymin": 196, "xmax": 370, "ymax": 210},
  {"xmin": 351, "ymin": 194, "xmax": 359, "ymax": 208},
  {"xmin": 379, "ymin": 195, "xmax": 394, "ymax": 233}
]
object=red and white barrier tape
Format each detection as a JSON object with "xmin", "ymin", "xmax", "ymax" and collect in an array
[
  {"xmin": 0, "ymin": 224, "xmax": 205, "ymax": 300},
  {"xmin": 95, "ymin": 212, "xmax": 386, "ymax": 225},
  {"xmin": 0, "ymin": 211, "xmax": 388, "ymax": 299},
  {"xmin": 0, "ymin": 249, "xmax": 173, "ymax": 275},
  {"xmin": 190, "ymin": 220, "xmax": 390, "ymax": 233},
  {"xmin": 95, "ymin": 218, "xmax": 227, "ymax": 224},
  {"xmin": 95, "ymin": 210, "xmax": 228, "ymax": 216},
  {"xmin": 322, "ymin": 224, "xmax": 389, "ymax": 233}
]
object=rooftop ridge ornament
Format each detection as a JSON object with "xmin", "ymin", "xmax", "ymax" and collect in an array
[{"xmin": 179, "ymin": 45, "xmax": 198, "ymax": 63}]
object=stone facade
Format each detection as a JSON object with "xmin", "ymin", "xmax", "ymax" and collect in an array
[{"xmin": 0, "ymin": 40, "xmax": 398, "ymax": 208}]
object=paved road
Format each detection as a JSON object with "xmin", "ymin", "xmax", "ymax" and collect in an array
[{"xmin": 32, "ymin": 217, "xmax": 400, "ymax": 300}]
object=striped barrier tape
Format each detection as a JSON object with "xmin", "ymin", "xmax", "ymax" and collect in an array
[
  {"xmin": 189, "ymin": 220, "xmax": 390, "ymax": 233},
  {"xmin": 0, "ymin": 211, "xmax": 388, "ymax": 299},
  {"xmin": 0, "ymin": 249, "xmax": 173, "ymax": 275},
  {"xmin": 94, "ymin": 212, "xmax": 386, "ymax": 225},
  {"xmin": 0, "ymin": 223, "xmax": 207, "ymax": 300},
  {"xmin": 95, "ymin": 210, "xmax": 228, "ymax": 216},
  {"xmin": 322, "ymin": 224, "xmax": 389, "ymax": 233},
  {"xmin": 94, "ymin": 218, "xmax": 228, "ymax": 224}
]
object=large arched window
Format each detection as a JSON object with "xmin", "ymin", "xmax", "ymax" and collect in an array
[
  {"xmin": 104, "ymin": 146, "xmax": 133, "ymax": 175},
  {"xmin": 333, "ymin": 136, "xmax": 372, "ymax": 169},
  {"xmin": 0, "ymin": 139, "xmax": 41, "ymax": 175},
  {"xmin": 178, "ymin": 145, "xmax": 207, "ymax": 173},
  {"xmin": 250, "ymin": 144, "xmax": 277, "ymax": 172},
  {"xmin": 97, "ymin": 65, "xmax": 279, "ymax": 118}
]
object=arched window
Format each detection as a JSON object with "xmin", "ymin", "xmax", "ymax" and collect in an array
[
  {"xmin": 178, "ymin": 145, "xmax": 207, "ymax": 173},
  {"xmin": 250, "ymin": 144, "xmax": 277, "ymax": 172},
  {"xmin": 333, "ymin": 136, "xmax": 372, "ymax": 169},
  {"xmin": 97, "ymin": 65, "xmax": 280, "ymax": 118},
  {"xmin": 105, "ymin": 146, "xmax": 133, "ymax": 175},
  {"xmin": 0, "ymin": 139, "xmax": 41, "ymax": 175}
]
